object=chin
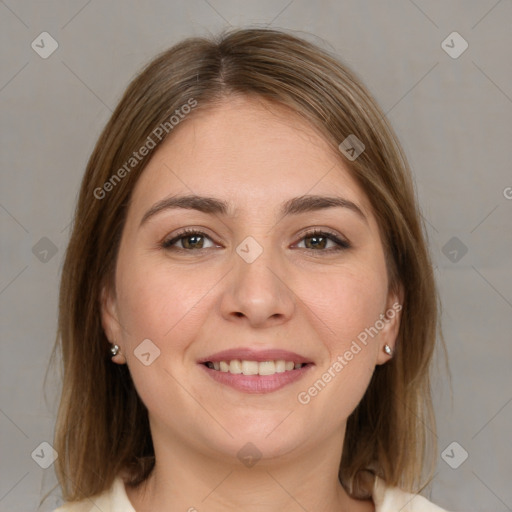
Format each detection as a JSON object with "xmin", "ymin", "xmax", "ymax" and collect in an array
[{"xmin": 202, "ymin": 416, "xmax": 311, "ymax": 463}]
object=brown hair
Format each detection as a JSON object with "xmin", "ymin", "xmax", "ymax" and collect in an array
[{"xmin": 48, "ymin": 27, "xmax": 445, "ymax": 503}]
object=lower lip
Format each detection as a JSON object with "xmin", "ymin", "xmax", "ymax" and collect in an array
[{"xmin": 199, "ymin": 363, "xmax": 314, "ymax": 394}]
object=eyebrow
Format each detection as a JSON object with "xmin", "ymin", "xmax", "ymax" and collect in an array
[{"xmin": 139, "ymin": 194, "xmax": 367, "ymax": 227}]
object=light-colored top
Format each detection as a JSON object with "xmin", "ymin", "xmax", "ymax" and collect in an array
[{"xmin": 53, "ymin": 475, "xmax": 452, "ymax": 511}]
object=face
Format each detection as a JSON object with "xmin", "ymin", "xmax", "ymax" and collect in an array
[{"xmin": 101, "ymin": 95, "xmax": 401, "ymax": 464}]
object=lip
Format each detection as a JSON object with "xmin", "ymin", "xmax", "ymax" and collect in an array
[
  {"xmin": 198, "ymin": 348, "xmax": 312, "ymax": 365},
  {"xmin": 197, "ymin": 347, "xmax": 314, "ymax": 394},
  {"xmin": 199, "ymin": 362, "xmax": 314, "ymax": 394}
]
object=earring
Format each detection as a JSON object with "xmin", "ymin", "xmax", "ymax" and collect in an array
[
  {"xmin": 384, "ymin": 344, "xmax": 392, "ymax": 356},
  {"xmin": 110, "ymin": 343, "xmax": 120, "ymax": 357}
]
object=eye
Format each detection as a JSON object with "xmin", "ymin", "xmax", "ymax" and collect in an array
[
  {"xmin": 162, "ymin": 229, "xmax": 216, "ymax": 250},
  {"xmin": 295, "ymin": 229, "xmax": 350, "ymax": 252},
  {"xmin": 161, "ymin": 228, "xmax": 350, "ymax": 253}
]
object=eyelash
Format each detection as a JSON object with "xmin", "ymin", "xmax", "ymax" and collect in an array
[{"xmin": 161, "ymin": 228, "xmax": 351, "ymax": 253}]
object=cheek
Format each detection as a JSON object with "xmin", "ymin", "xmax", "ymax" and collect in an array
[
  {"xmin": 301, "ymin": 264, "xmax": 388, "ymax": 350},
  {"xmin": 296, "ymin": 272, "xmax": 383, "ymax": 431},
  {"xmin": 113, "ymin": 256, "xmax": 221, "ymax": 417},
  {"xmin": 293, "ymin": 260, "xmax": 387, "ymax": 418},
  {"xmin": 114, "ymin": 254, "xmax": 217, "ymax": 347}
]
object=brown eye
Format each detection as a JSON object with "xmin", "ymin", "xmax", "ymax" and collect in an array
[
  {"xmin": 181, "ymin": 234, "xmax": 205, "ymax": 249},
  {"xmin": 304, "ymin": 234, "xmax": 328, "ymax": 250},
  {"xmin": 162, "ymin": 230, "xmax": 215, "ymax": 250},
  {"xmin": 296, "ymin": 230, "xmax": 350, "ymax": 251}
]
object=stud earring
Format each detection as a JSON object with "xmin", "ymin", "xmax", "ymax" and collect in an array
[
  {"xmin": 110, "ymin": 343, "xmax": 120, "ymax": 357},
  {"xmin": 384, "ymin": 344, "xmax": 392, "ymax": 356}
]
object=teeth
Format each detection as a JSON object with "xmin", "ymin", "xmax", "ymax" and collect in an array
[
  {"xmin": 275, "ymin": 360, "xmax": 286, "ymax": 373},
  {"xmin": 229, "ymin": 360, "xmax": 242, "ymax": 374},
  {"xmin": 206, "ymin": 360, "xmax": 306, "ymax": 375},
  {"xmin": 241, "ymin": 360, "xmax": 259, "ymax": 375},
  {"xmin": 258, "ymin": 361, "xmax": 275, "ymax": 376}
]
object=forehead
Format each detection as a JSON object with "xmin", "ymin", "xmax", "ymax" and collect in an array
[{"xmin": 128, "ymin": 95, "xmax": 372, "ymax": 218}]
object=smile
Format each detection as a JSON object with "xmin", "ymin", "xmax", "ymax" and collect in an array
[
  {"xmin": 199, "ymin": 360, "xmax": 314, "ymax": 394},
  {"xmin": 203, "ymin": 359, "xmax": 307, "ymax": 375}
]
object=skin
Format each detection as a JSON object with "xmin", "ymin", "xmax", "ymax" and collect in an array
[{"xmin": 101, "ymin": 95, "xmax": 402, "ymax": 512}]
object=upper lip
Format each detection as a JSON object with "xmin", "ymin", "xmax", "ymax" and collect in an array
[{"xmin": 198, "ymin": 348, "xmax": 313, "ymax": 364}]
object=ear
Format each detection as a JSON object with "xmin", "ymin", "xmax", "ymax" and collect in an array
[
  {"xmin": 100, "ymin": 283, "xmax": 126, "ymax": 365},
  {"xmin": 375, "ymin": 283, "xmax": 404, "ymax": 365}
]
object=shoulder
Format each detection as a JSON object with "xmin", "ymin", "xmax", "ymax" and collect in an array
[
  {"xmin": 52, "ymin": 476, "xmax": 135, "ymax": 512},
  {"xmin": 373, "ymin": 476, "xmax": 453, "ymax": 512}
]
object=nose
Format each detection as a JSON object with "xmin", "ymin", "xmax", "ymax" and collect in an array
[{"xmin": 219, "ymin": 242, "xmax": 295, "ymax": 328}]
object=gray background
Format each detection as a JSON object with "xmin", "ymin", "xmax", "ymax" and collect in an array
[{"xmin": 1, "ymin": 1, "xmax": 511, "ymax": 511}]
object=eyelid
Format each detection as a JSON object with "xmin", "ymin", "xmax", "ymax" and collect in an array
[
  {"xmin": 292, "ymin": 228, "xmax": 351, "ymax": 251},
  {"xmin": 161, "ymin": 227, "xmax": 351, "ymax": 252},
  {"xmin": 161, "ymin": 228, "xmax": 220, "ymax": 249}
]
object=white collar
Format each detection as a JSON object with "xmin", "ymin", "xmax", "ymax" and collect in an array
[{"xmin": 67, "ymin": 474, "xmax": 450, "ymax": 512}]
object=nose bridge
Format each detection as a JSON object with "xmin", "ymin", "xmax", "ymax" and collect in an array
[{"xmin": 221, "ymin": 234, "xmax": 295, "ymax": 326}]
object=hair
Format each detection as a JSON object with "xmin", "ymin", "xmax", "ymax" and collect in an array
[{"xmin": 47, "ymin": 27, "xmax": 445, "ymax": 504}]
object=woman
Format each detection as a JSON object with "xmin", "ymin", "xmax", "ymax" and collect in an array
[{"xmin": 49, "ymin": 28, "xmax": 452, "ymax": 511}]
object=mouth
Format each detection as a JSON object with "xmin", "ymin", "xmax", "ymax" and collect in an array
[
  {"xmin": 202, "ymin": 359, "xmax": 310, "ymax": 375},
  {"xmin": 198, "ymin": 348, "xmax": 314, "ymax": 394}
]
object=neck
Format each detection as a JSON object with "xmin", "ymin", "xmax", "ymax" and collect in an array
[{"xmin": 124, "ymin": 422, "xmax": 374, "ymax": 512}]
